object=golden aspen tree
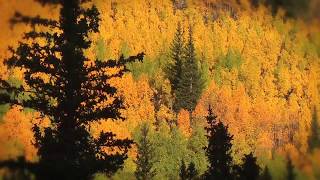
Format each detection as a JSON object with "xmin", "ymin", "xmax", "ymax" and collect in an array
[{"xmin": 177, "ymin": 109, "xmax": 191, "ymax": 137}]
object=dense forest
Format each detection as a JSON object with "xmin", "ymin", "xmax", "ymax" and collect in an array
[{"xmin": 0, "ymin": 0, "xmax": 320, "ymax": 179}]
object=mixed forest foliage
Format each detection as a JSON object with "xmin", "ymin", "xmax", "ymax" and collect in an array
[{"xmin": 0, "ymin": 0, "xmax": 320, "ymax": 179}]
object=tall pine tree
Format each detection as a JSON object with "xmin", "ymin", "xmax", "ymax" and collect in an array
[
  {"xmin": 134, "ymin": 123, "xmax": 156, "ymax": 180},
  {"xmin": 167, "ymin": 24, "xmax": 204, "ymax": 114},
  {"xmin": 179, "ymin": 160, "xmax": 188, "ymax": 180},
  {"xmin": 204, "ymin": 106, "xmax": 234, "ymax": 180},
  {"xmin": 238, "ymin": 153, "xmax": 261, "ymax": 180},
  {"xmin": 0, "ymin": 0, "xmax": 144, "ymax": 179},
  {"xmin": 175, "ymin": 26, "xmax": 204, "ymax": 113},
  {"xmin": 186, "ymin": 162, "xmax": 198, "ymax": 180},
  {"xmin": 179, "ymin": 160, "xmax": 198, "ymax": 180},
  {"xmin": 167, "ymin": 22, "xmax": 184, "ymax": 97}
]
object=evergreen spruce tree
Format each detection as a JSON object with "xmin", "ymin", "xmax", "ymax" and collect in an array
[
  {"xmin": 167, "ymin": 22, "xmax": 184, "ymax": 100},
  {"xmin": 286, "ymin": 156, "xmax": 295, "ymax": 180},
  {"xmin": 259, "ymin": 166, "xmax": 272, "ymax": 180},
  {"xmin": 175, "ymin": 26, "xmax": 204, "ymax": 113},
  {"xmin": 135, "ymin": 123, "xmax": 156, "ymax": 180},
  {"xmin": 204, "ymin": 106, "xmax": 234, "ymax": 180},
  {"xmin": 186, "ymin": 162, "xmax": 198, "ymax": 180},
  {"xmin": 0, "ymin": 0, "xmax": 144, "ymax": 179},
  {"xmin": 179, "ymin": 160, "xmax": 188, "ymax": 180},
  {"xmin": 180, "ymin": 160, "xmax": 198, "ymax": 180},
  {"xmin": 308, "ymin": 107, "xmax": 320, "ymax": 152},
  {"xmin": 238, "ymin": 153, "xmax": 260, "ymax": 180}
]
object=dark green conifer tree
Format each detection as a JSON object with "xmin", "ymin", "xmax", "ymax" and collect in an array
[
  {"xmin": 0, "ymin": 0, "xmax": 144, "ymax": 179},
  {"xmin": 238, "ymin": 153, "xmax": 260, "ymax": 180},
  {"xmin": 135, "ymin": 123, "xmax": 156, "ymax": 180},
  {"xmin": 308, "ymin": 108, "xmax": 320, "ymax": 152},
  {"xmin": 180, "ymin": 160, "xmax": 198, "ymax": 180},
  {"xmin": 167, "ymin": 22, "xmax": 184, "ymax": 98},
  {"xmin": 175, "ymin": 26, "xmax": 204, "ymax": 113},
  {"xmin": 286, "ymin": 156, "xmax": 295, "ymax": 180},
  {"xmin": 186, "ymin": 162, "xmax": 198, "ymax": 180},
  {"xmin": 167, "ymin": 22, "xmax": 184, "ymax": 91},
  {"xmin": 204, "ymin": 106, "xmax": 234, "ymax": 180},
  {"xmin": 179, "ymin": 160, "xmax": 188, "ymax": 180}
]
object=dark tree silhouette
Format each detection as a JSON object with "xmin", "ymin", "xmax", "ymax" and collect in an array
[
  {"xmin": 308, "ymin": 107, "xmax": 320, "ymax": 152},
  {"xmin": 186, "ymin": 162, "xmax": 198, "ymax": 180},
  {"xmin": 179, "ymin": 160, "xmax": 188, "ymax": 180},
  {"xmin": 238, "ymin": 153, "xmax": 261, "ymax": 180},
  {"xmin": 179, "ymin": 160, "xmax": 198, "ymax": 180},
  {"xmin": 134, "ymin": 123, "xmax": 156, "ymax": 180},
  {"xmin": 0, "ymin": 0, "xmax": 144, "ymax": 179},
  {"xmin": 286, "ymin": 156, "xmax": 295, "ymax": 180},
  {"xmin": 204, "ymin": 106, "xmax": 234, "ymax": 180},
  {"xmin": 259, "ymin": 166, "xmax": 272, "ymax": 180}
]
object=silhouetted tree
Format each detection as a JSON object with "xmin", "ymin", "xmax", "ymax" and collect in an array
[
  {"xmin": 204, "ymin": 106, "xmax": 234, "ymax": 180},
  {"xmin": 180, "ymin": 160, "xmax": 188, "ymax": 180},
  {"xmin": 135, "ymin": 123, "xmax": 156, "ymax": 180},
  {"xmin": 286, "ymin": 156, "xmax": 295, "ymax": 180},
  {"xmin": 186, "ymin": 162, "xmax": 198, "ymax": 180},
  {"xmin": 0, "ymin": 0, "xmax": 144, "ymax": 179},
  {"xmin": 180, "ymin": 160, "xmax": 198, "ymax": 180},
  {"xmin": 238, "ymin": 153, "xmax": 260, "ymax": 180},
  {"xmin": 259, "ymin": 166, "xmax": 272, "ymax": 180},
  {"xmin": 308, "ymin": 107, "xmax": 320, "ymax": 152},
  {"xmin": 175, "ymin": 26, "xmax": 204, "ymax": 113}
]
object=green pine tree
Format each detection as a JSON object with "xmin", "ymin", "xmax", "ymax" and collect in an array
[
  {"xmin": 167, "ymin": 22, "xmax": 184, "ymax": 97},
  {"xmin": 179, "ymin": 160, "xmax": 188, "ymax": 180},
  {"xmin": 186, "ymin": 162, "xmax": 198, "ymax": 180},
  {"xmin": 175, "ymin": 26, "xmax": 204, "ymax": 113},
  {"xmin": 180, "ymin": 160, "xmax": 198, "ymax": 180},
  {"xmin": 308, "ymin": 107, "xmax": 320, "ymax": 152},
  {"xmin": 135, "ymin": 123, "xmax": 156, "ymax": 180}
]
